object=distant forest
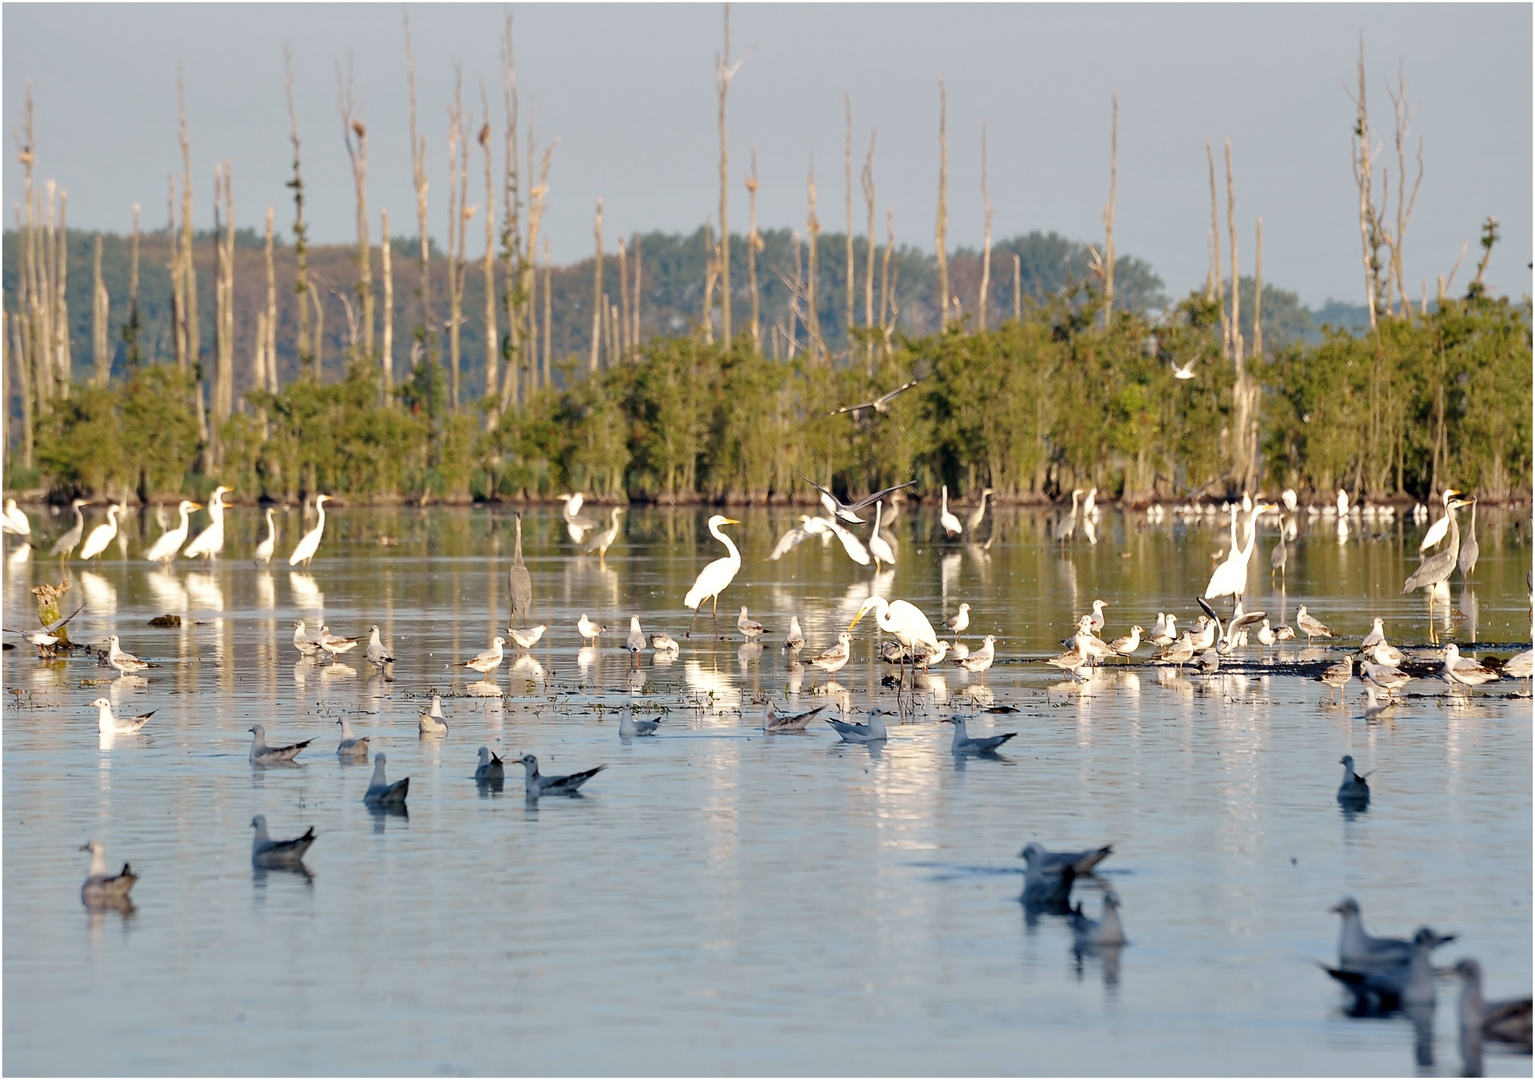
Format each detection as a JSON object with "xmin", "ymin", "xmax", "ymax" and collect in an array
[{"xmin": 0, "ymin": 225, "xmax": 1367, "ymax": 410}]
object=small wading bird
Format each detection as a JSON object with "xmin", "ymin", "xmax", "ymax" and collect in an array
[
  {"xmin": 684, "ymin": 515, "xmax": 743, "ymax": 637},
  {"xmin": 827, "ymin": 376, "xmax": 923, "ymax": 417},
  {"xmin": 287, "ymin": 493, "xmax": 331, "ymax": 567},
  {"xmin": 802, "ymin": 477, "xmax": 918, "ymax": 526},
  {"xmin": 182, "ymin": 486, "xmax": 231, "ymax": 563},
  {"xmin": 250, "ymin": 815, "xmax": 317, "ymax": 868},
  {"xmin": 144, "ymin": 500, "xmax": 201, "ymax": 567}
]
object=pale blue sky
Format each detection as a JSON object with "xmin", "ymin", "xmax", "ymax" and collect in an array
[{"xmin": 4, "ymin": 3, "xmax": 1530, "ymax": 306}]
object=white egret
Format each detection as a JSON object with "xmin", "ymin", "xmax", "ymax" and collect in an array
[
  {"xmin": 939, "ymin": 486, "xmax": 962, "ymax": 537},
  {"xmin": 560, "ymin": 492, "xmax": 597, "ymax": 543},
  {"xmin": 287, "ymin": 493, "xmax": 331, "ymax": 567},
  {"xmin": 586, "ymin": 507, "xmax": 624, "ymax": 560},
  {"xmin": 1083, "ymin": 487, "xmax": 1099, "ymax": 521},
  {"xmin": 966, "ymin": 489, "xmax": 994, "ymax": 535},
  {"xmin": 849, "ymin": 595, "xmax": 940, "ymax": 657},
  {"xmin": 78, "ymin": 503, "xmax": 122, "ymax": 561},
  {"xmin": 49, "ymin": 498, "xmax": 90, "ymax": 557},
  {"xmin": 683, "ymin": 515, "xmax": 742, "ymax": 635},
  {"xmin": 769, "ymin": 516, "xmax": 816, "ymax": 560},
  {"xmin": 253, "ymin": 506, "xmax": 278, "ymax": 566},
  {"xmin": 182, "ymin": 486, "xmax": 231, "ymax": 563},
  {"xmin": 1204, "ymin": 500, "xmax": 1271, "ymax": 603},
  {"xmin": 1054, "ymin": 489, "xmax": 1082, "ymax": 542},
  {"xmin": 1, "ymin": 498, "xmax": 32, "ymax": 535},
  {"xmin": 824, "ymin": 516, "xmax": 872, "ymax": 566},
  {"xmin": 868, "ymin": 501, "xmax": 896, "ymax": 570},
  {"xmin": 1418, "ymin": 489, "xmax": 1458, "ymax": 552},
  {"xmin": 144, "ymin": 500, "xmax": 201, "ymax": 566}
]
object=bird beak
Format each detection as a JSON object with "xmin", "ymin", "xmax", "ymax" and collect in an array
[
  {"xmin": 847, "ymin": 611, "xmax": 866, "ymax": 630},
  {"xmin": 721, "ymin": 517, "xmax": 741, "ymax": 526},
  {"xmin": 79, "ymin": 842, "xmax": 90, "ymax": 852}
]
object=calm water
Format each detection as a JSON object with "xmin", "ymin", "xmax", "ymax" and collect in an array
[{"xmin": 4, "ymin": 503, "xmax": 1531, "ymax": 1076}]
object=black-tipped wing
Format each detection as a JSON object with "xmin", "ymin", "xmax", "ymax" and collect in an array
[
  {"xmin": 543, "ymin": 765, "xmax": 606, "ymax": 793},
  {"xmin": 843, "ymin": 480, "xmax": 918, "ymax": 514}
]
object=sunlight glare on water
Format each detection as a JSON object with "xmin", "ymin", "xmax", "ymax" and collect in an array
[{"xmin": 4, "ymin": 505, "xmax": 1530, "ymax": 1075}]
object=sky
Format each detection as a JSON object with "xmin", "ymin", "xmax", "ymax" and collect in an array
[{"xmin": 4, "ymin": 3, "xmax": 1530, "ymax": 308}]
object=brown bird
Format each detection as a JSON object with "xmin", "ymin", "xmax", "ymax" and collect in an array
[
  {"xmin": 352, "ymin": 119, "xmax": 367, "ymax": 140},
  {"xmin": 478, "ymin": 122, "xmax": 491, "ymax": 146}
]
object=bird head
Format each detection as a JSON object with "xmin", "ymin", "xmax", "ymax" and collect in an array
[
  {"xmin": 90, "ymin": 697, "xmax": 111, "ymax": 709},
  {"xmin": 250, "ymin": 815, "xmax": 265, "ymax": 830},
  {"xmin": 1329, "ymin": 897, "xmax": 1360, "ymax": 917}
]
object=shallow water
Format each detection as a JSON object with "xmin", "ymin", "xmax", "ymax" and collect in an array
[{"xmin": 4, "ymin": 504, "xmax": 1531, "ymax": 1076}]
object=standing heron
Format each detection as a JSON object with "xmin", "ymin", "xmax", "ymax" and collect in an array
[
  {"xmin": 509, "ymin": 513, "xmax": 533, "ymax": 626},
  {"xmin": 1402, "ymin": 496, "xmax": 1472, "ymax": 617},
  {"xmin": 683, "ymin": 515, "xmax": 742, "ymax": 637},
  {"xmin": 1054, "ymin": 489, "xmax": 1082, "ymax": 542},
  {"xmin": 288, "ymin": 494, "xmax": 331, "ymax": 567},
  {"xmin": 1270, "ymin": 516, "xmax": 1288, "ymax": 581},
  {"xmin": 1458, "ymin": 499, "xmax": 1480, "ymax": 581},
  {"xmin": 182, "ymin": 486, "xmax": 231, "ymax": 563},
  {"xmin": 49, "ymin": 498, "xmax": 90, "ymax": 558}
]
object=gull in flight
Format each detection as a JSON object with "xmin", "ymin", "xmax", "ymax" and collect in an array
[
  {"xmin": 92, "ymin": 698, "xmax": 153, "ymax": 734},
  {"xmin": 827, "ymin": 707, "xmax": 890, "ymax": 744},
  {"xmin": 618, "ymin": 705, "xmax": 663, "ymax": 738},
  {"xmin": 1171, "ymin": 358, "xmax": 1197, "ymax": 380},
  {"xmin": 827, "ymin": 376, "xmax": 924, "ymax": 417},
  {"xmin": 80, "ymin": 839, "xmax": 138, "ymax": 905},
  {"xmin": 801, "ymin": 477, "xmax": 918, "ymax": 525},
  {"xmin": 517, "ymin": 754, "xmax": 605, "ymax": 799},
  {"xmin": 6, "ymin": 602, "xmax": 85, "ymax": 656},
  {"xmin": 364, "ymin": 753, "xmax": 410, "ymax": 807},
  {"xmin": 248, "ymin": 724, "xmax": 312, "ymax": 766},
  {"xmin": 940, "ymin": 715, "xmax": 1016, "ymax": 755},
  {"xmin": 250, "ymin": 814, "xmax": 317, "ymax": 868},
  {"xmin": 475, "ymin": 747, "xmax": 505, "ymax": 784},
  {"xmin": 335, "ymin": 717, "xmax": 370, "ymax": 758}
]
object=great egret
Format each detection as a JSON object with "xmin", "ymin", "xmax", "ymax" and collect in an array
[
  {"xmin": 183, "ymin": 486, "xmax": 231, "ymax": 563},
  {"xmin": 288, "ymin": 494, "xmax": 331, "ymax": 567},
  {"xmin": 586, "ymin": 506, "xmax": 624, "ymax": 560},
  {"xmin": 142, "ymin": 500, "xmax": 200, "ymax": 566},
  {"xmin": 509, "ymin": 513, "xmax": 532, "ymax": 625},
  {"xmin": 802, "ymin": 477, "xmax": 917, "ymax": 525},
  {"xmin": 965, "ymin": 488, "xmax": 994, "ymax": 535},
  {"xmin": 824, "ymin": 517, "xmax": 872, "ymax": 565},
  {"xmin": 939, "ymin": 486, "xmax": 962, "ymax": 537},
  {"xmin": 49, "ymin": 498, "xmax": 89, "ymax": 557},
  {"xmin": 1, "ymin": 498, "xmax": 32, "ymax": 535},
  {"xmin": 1204, "ymin": 501, "xmax": 1271, "ymax": 603},
  {"xmin": 560, "ymin": 492, "xmax": 598, "ymax": 542},
  {"xmin": 78, "ymin": 504, "xmax": 122, "ymax": 561},
  {"xmin": 684, "ymin": 515, "xmax": 742, "ymax": 635},
  {"xmin": 1054, "ymin": 489, "xmax": 1082, "ymax": 542},
  {"xmin": 253, "ymin": 506, "xmax": 277, "ymax": 567},
  {"xmin": 868, "ymin": 501, "xmax": 896, "ymax": 570},
  {"xmin": 1417, "ymin": 489, "xmax": 1458, "ymax": 552},
  {"xmin": 849, "ymin": 595, "xmax": 940, "ymax": 657},
  {"xmin": 1402, "ymin": 497, "xmax": 1472, "ymax": 610},
  {"xmin": 1458, "ymin": 500, "xmax": 1480, "ymax": 579}
]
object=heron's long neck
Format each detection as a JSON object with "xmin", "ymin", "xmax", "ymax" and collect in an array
[
  {"xmin": 1445, "ymin": 506, "xmax": 1461, "ymax": 560},
  {"xmin": 872, "ymin": 502, "xmax": 883, "ymax": 532},
  {"xmin": 514, "ymin": 518, "xmax": 524, "ymax": 558},
  {"xmin": 315, "ymin": 502, "xmax": 326, "ymax": 532}
]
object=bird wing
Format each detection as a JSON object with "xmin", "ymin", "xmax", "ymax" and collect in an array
[
  {"xmin": 875, "ymin": 377, "xmax": 924, "ymax": 406},
  {"xmin": 844, "ymin": 480, "xmax": 918, "ymax": 513},
  {"xmin": 769, "ymin": 525, "xmax": 811, "ymax": 561},
  {"xmin": 44, "ymin": 603, "xmax": 87, "ymax": 633}
]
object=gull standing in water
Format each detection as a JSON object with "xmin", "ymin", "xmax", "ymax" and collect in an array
[
  {"xmin": 287, "ymin": 493, "xmax": 331, "ymax": 567},
  {"xmin": 625, "ymin": 617, "xmax": 647, "ymax": 656},
  {"xmin": 78, "ymin": 503, "xmax": 123, "ymax": 562},
  {"xmin": 80, "ymin": 839, "xmax": 138, "ymax": 905},
  {"xmin": 618, "ymin": 705, "xmax": 663, "ymax": 738},
  {"xmin": 103, "ymin": 636, "xmax": 151, "ymax": 676},
  {"xmin": 93, "ymin": 698, "xmax": 154, "ymax": 734},
  {"xmin": 1336, "ymin": 755, "xmax": 1370, "ymax": 807},
  {"xmin": 1360, "ymin": 662, "xmax": 1411, "ymax": 699},
  {"xmin": 419, "ymin": 695, "xmax": 450, "ymax": 735},
  {"xmin": 249, "ymin": 724, "xmax": 312, "ymax": 766},
  {"xmin": 945, "ymin": 603, "xmax": 971, "ymax": 638},
  {"xmin": 49, "ymin": 499, "xmax": 90, "ymax": 558},
  {"xmin": 250, "ymin": 815, "xmax": 317, "ymax": 868},
  {"xmin": 461, "ymin": 637, "xmax": 506, "ymax": 677},
  {"xmin": 363, "ymin": 753, "xmax": 410, "ymax": 806},
  {"xmin": 1110, "ymin": 626, "xmax": 1143, "ymax": 658},
  {"xmin": 939, "ymin": 486, "xmax": 963, "ymax": 537},
  {"xmin": 1441, "ymin": 644, "xmax": 1500, "ymax": 696},
  {"xmin": 253, "ymin": 506, "xmax": 278, "ymax": 566},
  {"xmin": 517, "ymin": 754, "xmax": 605, "ymax": 799},
  {"xmin": 144, "ymin": 500, "xmax": 201, "ymax": 566},
  {"xmin": 1295, "ymin": 606, "xmax": 1333, "ymax": 644},
  {"xmin": 1320, "ymin": 657, "xmax": 1353, "ymax": 701},
  {"xmin": 182, "ymin": 486, "xmax": 231, "ymax": 564},
  {"xmin": 363, "ymin": 625, "xmax": 395, "ymax": 671},
  {"xmin": 1360, "ymin": 618, "xmax": 1387, "ymax": 651},
  {"xmin": 808, "ymin": 633, "xmax": 852, "ymax": 676},
  {"xmin": 291, "ymin": 620, "xmax": 323, "ymax": 658},
  {"xmin": 827, "ymin": 707, "xmax": 890, "ymax": 743},
  {"xmin": 577, "ymin": 615, "xmax": 606, "ymax": 645},
  {"xmin": 940, "ymin": 715, "xmax": 1016, "ymax": 755},
  {"xmin": 954, "ymin": 635, "xmax": 996, "ymax": 677},
  {"xmin": 736, "ymin": 607, "xmax": 765, "ymax": 641},
  {"xmin": 475, "ymin": 747, "xmax": 505, "ymax": 784},
  {"xmin": 335, "ymin": 717, "xmax": 370, "ymax": 758},
  {"xmin": 508, "ymin": 512, "xmax": 532, "ymax": 626},
  {"xmin": 649, "ymin": 632, "xmax": 681, "ymax": 655},
  {"xmin": 317, "ymin": 626, "xmax": 358, "ymax": 662},
  {"xmin": 783, "ymin": 615, "xmax": 806, "ymax": 652},
  {"xmin": 508, "ymin": 624, "xmax": 547, "ymax": 654},
  {"xmin": 684, "ymin": 515, "xmax": 743, "ymax": 636}
]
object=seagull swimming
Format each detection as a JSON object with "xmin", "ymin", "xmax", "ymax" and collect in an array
[
  {"xmin": 79, "ymin": 839, "xmax": 138, "ymax": 905},
  {"xmin": 618, "ymin": 705, "xmax": 663, "ymax": 738},
  {"xmin": 419, "ymin": 695, "xmax": 449, "ymax": 735},
  {"xmin": 250, "ymin": 814, "xmax": 317, "ymax": 867},
  {"xmin": 1070, "ymin": 891, "xmax": 1127, "ymax": 949},
  {"xmin": 827, "ymin": 707, "xmax": 890, "ymax": 743},
  {"xmin": 249, "ymin": 724, "xmax": 312, "ymax": 766},
  {"xmin": 364, "ymin": 753, "xmax": 410, "ymax": 806},
  {"xmin": 1336, "ymin": 755, "xmax": 1370, "ymax": 807},
  {"xmin": 1325, "ymin": 927, "xmax": 1441, "ymax": 1010},
  {"xmin": 335, "ymin": 717, "xmax": 370, "ymax": 758},
  {"xmin": 475, "ymin": 747, "xmax": 505, "ymax": 784},
  {"xmin": 1454, "ymin": 959, "xmax": 1534, "ymax": 1047},
  {"xmin": 941, "ymin": 715, "xmax": 1016, "ymax": 755},
  {"xmin": 761, "ymin": 701, "xmax": 827, "ymax": 733},
  {"xmin": 1330, "ymin": 897, "xmax": 1455, "ymax": 969},
  {"xmin": 517, "ymin": 754, "xmax": 606, "ymax": 799},
  {"xmin": 92, "ymin": 697, "xmax": 153, "ymax": 734}
]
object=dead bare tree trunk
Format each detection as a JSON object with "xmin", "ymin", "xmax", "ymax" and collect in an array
[
  {"xmin": 1206, "ymin": 140, "xmax": 1228, "ymax": 358},
  {"xmin": 542, "ymin": 237, "xmax": 552, "ymax": 387},
  {"xmin": 178, "ymin": 80, "xmax": 206, "ymax": 442},
  {"xmin": 880, "ymin": 207, "xmax": 895, "ymax": 359},
  {"xmin": 1385, "ymin": 67, "xmax": 1423, "ymax": 318},
  {"xmin": 716, "ymin": 4, "xmax": 740, "ymax": 345},
  {"xmin": 1225, "ymin": 139, "xmax": 1242, "ymax": 367},
  {"xmin": 478, "ymin": 106, "xmax": 498, "ymax": 423},
  {"xmin": 446, "ymin": 75, "xmax": 468, "ymax": 411},
  {"xmin": 405, "ymin": 12, "xmax": 432, "ymax": 377},
  {"xmin": 844, "ymin": 93, "xmax": 856, "ymax": 347},
  {"xmin": 861, "ymin": 132, "xmax": 876, "ymax": 372},
  {"xmin": 631, "ymin": 234, "xmax": 643, "ymax": 351},
  {"xmin": 339, "ymin": 57, "xmax": 375, "ymax": 363},
  {"xmin": 590, "ymin": 199, "xmax": 604, "ymax": 371},
  {"xmin": 702, "ymin": 219, "xmax": 717, "ymax": 346},
  {"xmin": 91, "ymin": 235, "xmax": 110, "ymax": 386},
  {"xmin": 284, "ymin": 46, "xmax": 313, "ymax": 375},
  {"xmin": 934, "ymin": 78, "xmax": 949, "ymax": 330},
  {"xmin": 498, "ymin": 17, "xmax": 524, "ymax": 406},
  {"xmin": 617, "ymin": 237, "xmax": 630, "ymax": 356},
  {"xmin": 1013, "ymin": 253, "xmax": 1021, "ymax": 322},
  {"xmin": 745, "ymin": 153, "xmax": 761, "ymax": 350},
  {"xmin": 1101, "ymin": 93, "xmax": 1117, "ymax": 327},
  {"xmin": 380, "ymin": 209, "xmax": 393, "ymax": 400},
  {"xmin": 1349, "ymin": 37, "xmax": 1382, "ymax": 330},
  {"xmin": 805, "ymin": 167, "xmax": 823, "ymax": 364},
  {"xmin": 124, "ymin": 203, "xmax": 142, "ymax": 376},
  {"xmin": 978, "ymin": 123, "xmax": 993, "ymax": 332},
  {"xmin": 1253, "ymin": 216, "xmax": 1264, "ymax": 359}
]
